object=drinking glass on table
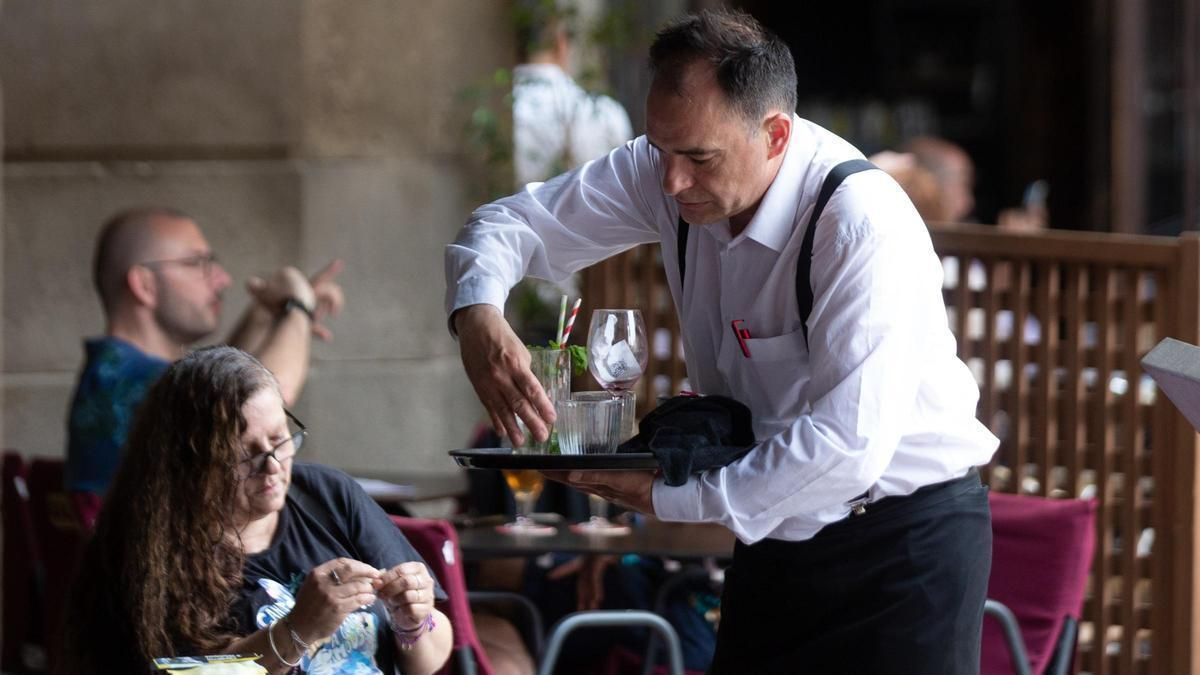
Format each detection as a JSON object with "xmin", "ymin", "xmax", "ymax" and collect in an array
[{"xmin": 497, "ymin": 468, "xmax": 554, "ymax": 536}]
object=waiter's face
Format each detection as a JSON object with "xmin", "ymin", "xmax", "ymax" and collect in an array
[{"xmin": 646, "ymin": 61, "xmax": 782, "ymax": 228}]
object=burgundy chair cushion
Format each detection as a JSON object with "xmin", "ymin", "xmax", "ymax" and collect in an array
[
  {"xmin": 983, "ymin": 492, "xmax": 1097, "ymax": 674},
  {"xmin": 2, "ymin": 451, "xmax": 40, "ymax": 672},
  {"xmin": 391, "ymin": 515, "xmax": 495, "ymax": 675}
]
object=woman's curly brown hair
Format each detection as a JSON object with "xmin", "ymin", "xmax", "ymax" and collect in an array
[{"xmin": 63, "ymin": 346, "xmax": 278, "ymax": 673}]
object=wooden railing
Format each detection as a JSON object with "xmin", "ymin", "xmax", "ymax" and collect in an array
[{"xmin": 581, "ymin": 224, "xmax": 1200, "ymax": 675}]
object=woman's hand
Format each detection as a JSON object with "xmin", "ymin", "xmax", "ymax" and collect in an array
[
  {"xmin": 288, "ymin": 558, "xmax": 381, "ymax": 642},
  {"xmin": 373, "ymin": 561, "xmax": 437, "ymax": 630}
]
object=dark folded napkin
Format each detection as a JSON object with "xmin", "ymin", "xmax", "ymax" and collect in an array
[{"xmin": 617, "ymin": 395, "xmax": 756, "ymax": 486}]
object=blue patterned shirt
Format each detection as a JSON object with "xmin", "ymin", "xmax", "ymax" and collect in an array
[{"xmin": 66, "ymin": 337, "xmax": 169, "ymax": 493}]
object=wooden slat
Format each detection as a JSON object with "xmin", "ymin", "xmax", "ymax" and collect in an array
[
  {"xmin": 1121, "ymin": 270, "xmax": 1141, "ymax": 672},
  {"xmin": 932, "ymin": 224, "xmax": 1179, "ymax": 266},
  {"xmin": 1064, "ymin": 265, "xmax": 1085, "ymax": 497},
  {"xmin": 1170, "ymin": 235, "xmax": 1200, "ymax": 673},
  {"xmin": 1012, "ymin": 262, "xmax": 1031, "ymax": 485},
  {"xmin": 1035, "ymin": 262, "xmax": 1057, "ymax": 495},
  {"xmin": 981, "ymin": 259, "xmax": 1000, "ymax": 428},
  {"xmin": 1092, "ymin": 266, "xmax": 1115, "ymax": 675}
]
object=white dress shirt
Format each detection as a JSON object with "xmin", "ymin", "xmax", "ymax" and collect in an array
[
  {"xmin": 446, "ymin": 116, "xmax": 999, "ymax": 544},
  {"xmin": 512, "ymin": 63, "xmax": 633, "ymax": 187}
]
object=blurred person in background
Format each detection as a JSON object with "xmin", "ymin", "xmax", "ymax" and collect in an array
[
  {"xmin": 66, "ymin": 206, "xmax": 345, "ymax": 495},
  {"xmin": 875, "ymin": 136, "xmax": 1048, "ymax": 230},
  {"xmin": 902, "ymin": 135, "xmax": 977, "ymax": 222},
  {"xmin": 512, "ymin": 0, "xmax": 633, "ymax": 188},
  {"xmin": 504, "ymin": 0, "xmax": 637, "ymax": 342},
  {"xmin": 63, "ymin": 346, "xmax": 452, "ymax": 674}
]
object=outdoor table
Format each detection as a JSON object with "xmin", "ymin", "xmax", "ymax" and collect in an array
[
  {"xmin": 455, "ymin": 516, "xmax": 735, "ymax": 560},
  {"xmin": 353, "ymin": 470, "xmax": 468, "ymax": 509}
]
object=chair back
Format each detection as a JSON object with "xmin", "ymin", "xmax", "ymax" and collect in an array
[
  {"xmin": 3, "ymin": 451, "xmax": 46, "ymax": 672},
  {"xmin": 26, "ymin": 458, "xmax": 91, "ymax": 674},
  {"xmin": 390, "ymin": 515, "xmax": 495, "ymax": 675},
  {"xmin": 984, "ymin": 492, "xmax": 1097, "ymax": 675}
]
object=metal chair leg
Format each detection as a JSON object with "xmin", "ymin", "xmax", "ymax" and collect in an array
[{"xmin": 984, "ymin": 598, "xmax": 1033, "ymax": 675}]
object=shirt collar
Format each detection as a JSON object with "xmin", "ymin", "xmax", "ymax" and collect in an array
[{"xmin": 739, "ymin": 114, "xmax": 811, "ymax": 253}]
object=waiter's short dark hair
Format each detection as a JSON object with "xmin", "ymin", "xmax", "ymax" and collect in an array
[{"xmin": 650, "ymin": 9, "xmax": 797, "ymax": 125}]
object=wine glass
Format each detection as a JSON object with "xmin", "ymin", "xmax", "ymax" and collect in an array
[
  {"xmin": 496, "ymin": 469, "xmax": 555, "ymax": 536},
  {"xmin": 587, "ymin": 309, "xmax": 649, "ymax": 395},
  {"xmin": 569, "ymin": 492, "xmax": 632, "ymax": 536},
  {"xmin": 580, "ymin": 311, "xmax": 647, "ymax": 535}
]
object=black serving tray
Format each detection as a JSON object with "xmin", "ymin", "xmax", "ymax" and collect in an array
[{"xmin": 450, "ymin": 448, "xmax": 659, "ymax": 471}]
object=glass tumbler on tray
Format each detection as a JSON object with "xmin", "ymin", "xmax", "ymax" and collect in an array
[{"xmin": 563, "ymin": 392, "xmax": 640, "ymax": 536}]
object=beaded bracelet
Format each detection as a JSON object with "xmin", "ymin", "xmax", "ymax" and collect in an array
[{"xmin": 390, "ymin": 612, "xmax": 436, "ymax": 649}]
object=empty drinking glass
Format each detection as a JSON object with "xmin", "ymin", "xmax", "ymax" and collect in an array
[
  {"xmin": 555, "ymin": 396, "xmax": 622, "ymax": 455},
  {"xmin": 567, "ymin": 391, "xmax": 637, "ymax": 535}
]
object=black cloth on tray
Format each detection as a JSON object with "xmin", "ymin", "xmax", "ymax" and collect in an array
[{"xmin": 617, "ymin": 395, "xmax": 756, "ymax": 486}]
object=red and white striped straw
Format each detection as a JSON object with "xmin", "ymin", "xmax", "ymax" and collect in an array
[{"xmin": 560, "ymin": 298, "xmax": 583, "ymax": 346}]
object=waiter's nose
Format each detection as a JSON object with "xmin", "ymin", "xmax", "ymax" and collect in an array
[{"xmin": 661, "ymin": 156, "xmax": 693, "ymax": 196}]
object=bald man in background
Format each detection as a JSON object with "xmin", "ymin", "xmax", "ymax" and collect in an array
[{"xmin": 66, "ymin": 206, "xmax": 345, "ymax": 494}]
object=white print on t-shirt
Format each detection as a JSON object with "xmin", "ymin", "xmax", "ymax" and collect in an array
[{"xmin": 254, "ymin": 577, "xmax": 383, "ymax": 675}]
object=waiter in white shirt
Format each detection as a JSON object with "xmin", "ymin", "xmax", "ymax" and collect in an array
[{"xmin": 445, "ymin": 9, "xmax": 998, "ymax": 674}]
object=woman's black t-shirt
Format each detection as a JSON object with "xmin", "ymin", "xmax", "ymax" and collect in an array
[{"xmin": 230, "ymin": 462, "xmax": 445, "ymax": 674}]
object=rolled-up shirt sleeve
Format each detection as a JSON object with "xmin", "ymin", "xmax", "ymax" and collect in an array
[
  {"xmin": 445, "ymin": 138, "xmax": 668, "ymax": 326},
  {"xmin": 654, "ymin": 198, "xmax": 950, "ymax": 543}
]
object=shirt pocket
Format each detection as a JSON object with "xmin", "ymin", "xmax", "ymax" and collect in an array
[{"xmin": 717, "ymin": 328, "xmax": 808, "ymax": 437}]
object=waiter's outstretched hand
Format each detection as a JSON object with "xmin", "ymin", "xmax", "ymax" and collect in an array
[
  {"xmin": 454, "ymin": 304, "xmax": 555, "ymax": 446},
  {"xmin": 552, "ymin": 470, "xmax": 657, "ymax": 516}
]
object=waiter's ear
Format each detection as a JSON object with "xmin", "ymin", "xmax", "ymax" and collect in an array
[{"xmin": 764, "ymin": 113, "xmax": 791, "ymax": 160}]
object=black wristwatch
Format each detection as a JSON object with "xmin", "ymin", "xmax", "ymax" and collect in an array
[{"xmin": 282, "ymin": 297, "xmax": 316, "ymax": 321}]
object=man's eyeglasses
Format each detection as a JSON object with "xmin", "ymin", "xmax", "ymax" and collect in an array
[
  {"xmin": 240, "ymin": 410, "xmax": 307, "ymax": 477},
  {"xmin": 139, "ymin": 252, "xmax": 220, "ymax": 278}
]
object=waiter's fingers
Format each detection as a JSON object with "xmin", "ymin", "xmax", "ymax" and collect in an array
[
  {"xmin": 510, "ymin": 396, "xmax": 548, "ymax": 445},
  {"xmin": 517, "ymin": 371, "xmax": 557, "ymax": 425},
  {"xmin": 475, "ymin": 382, "xmax": 523, "ymax": 444}
]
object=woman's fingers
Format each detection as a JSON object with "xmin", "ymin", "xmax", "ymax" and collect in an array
[
  {"xmin": 374, "ymin": 563, "xmax": 436, "ymax": 609},
  {"xmin": 319, "ymin": 558, "xmax": 381, "ymax": 584}
]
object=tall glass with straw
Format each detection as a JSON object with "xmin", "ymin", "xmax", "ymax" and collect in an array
[{"xmin": 497, "ymin": 295, "xmax": 574, "ymax": 536}]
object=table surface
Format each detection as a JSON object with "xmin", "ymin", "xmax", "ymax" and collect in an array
[
  {"xmin": 455, "ymin": 516, "xmax": 736, "ymax": 560},
  {"xmin": 351, "ymin": 471, "xmax": 468, "ymax": 503}
]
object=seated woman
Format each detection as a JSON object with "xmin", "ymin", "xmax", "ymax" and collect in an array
[{"xmin": 64, "ymin": 346, "xmax": 453, "ymax": 674}]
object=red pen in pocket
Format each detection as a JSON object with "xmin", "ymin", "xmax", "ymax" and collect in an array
[{"xmin": 731, "ymin": 319, "xmax": 752, "ymax": 358}]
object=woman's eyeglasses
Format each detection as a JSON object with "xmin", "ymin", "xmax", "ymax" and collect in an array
[{"xmin": 241, "ymin": 410, "xmax": 307, "ymax": 476}]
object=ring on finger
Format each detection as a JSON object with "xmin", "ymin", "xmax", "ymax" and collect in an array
[{"xmin": 330, "ymin": 569, "xmax": 342, "ymax": 585}]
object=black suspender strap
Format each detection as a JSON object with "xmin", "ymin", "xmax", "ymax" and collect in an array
[
  {"xmin": 673, "ymin": 158, "xmax": 878, "ymax": 348},
  {"xmin": 676, "ymin": 215, "xmax": 689, "ymax": 293},
  {"xmin": 796, "ymin": 158, "xmax": 877, "ymax": 346}
]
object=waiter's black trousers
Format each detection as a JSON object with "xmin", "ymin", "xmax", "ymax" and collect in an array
[{"xmin": 710, "ymin": 470, "xmax": 991, "ymax": 675}]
